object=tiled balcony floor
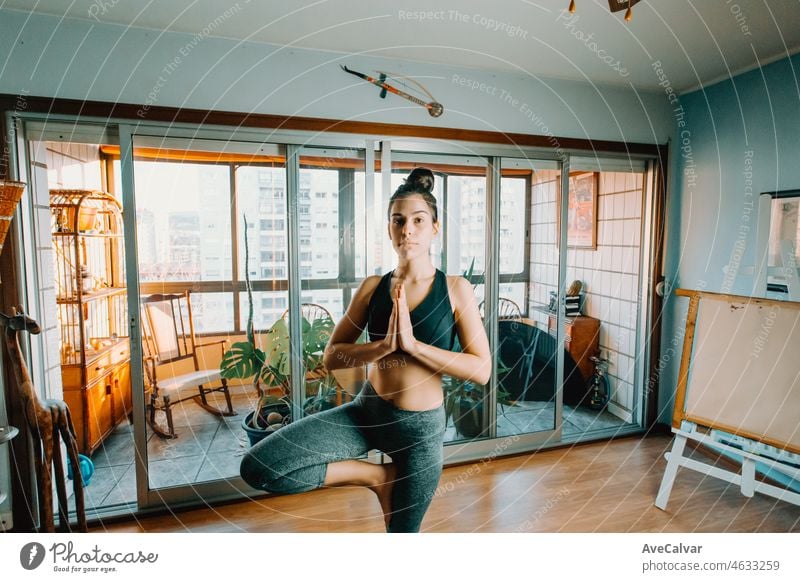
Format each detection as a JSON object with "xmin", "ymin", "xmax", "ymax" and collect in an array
[
  {"xmin": 443, "ymin": 399, "xmax": 628, "ymax": 441},
  {"xmin": 68, "ymin": 389, "xmax": 629, "ymax": 515},
  {"xmin": 67, "ymin": 389, "xmax": 255, "ymax": 515}
]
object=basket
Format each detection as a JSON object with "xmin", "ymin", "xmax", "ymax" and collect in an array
[{"xmin": 0, "ymin": 181, "xmax": 26, "ymax": 250}]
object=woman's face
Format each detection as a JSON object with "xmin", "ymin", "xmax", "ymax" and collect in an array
[{"xmin": 388, "ymin": 195, "xmax": 439, "ymax": 259}]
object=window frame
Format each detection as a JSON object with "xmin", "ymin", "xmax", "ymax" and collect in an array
[{"xmin": 122, "ymin": 154, "xmax": 533, "ymax": 332}]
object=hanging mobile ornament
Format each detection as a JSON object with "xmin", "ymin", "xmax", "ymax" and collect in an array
[{"xmin": 341, "ymin": 65, "xmax": 444, "ymax": 117}]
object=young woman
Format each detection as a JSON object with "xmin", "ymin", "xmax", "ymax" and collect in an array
[{"xmin": 240, "ymin": 168, "xmax": 491, "ymax": 532}]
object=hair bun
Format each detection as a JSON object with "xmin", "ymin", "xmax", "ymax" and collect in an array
[{"xmin": 404, "ymin": 168, "xmax": 434, "ymax": 194}]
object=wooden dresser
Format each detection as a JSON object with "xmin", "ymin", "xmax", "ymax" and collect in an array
[
  {"xmin": 548, "ymin": 314, "xmax": 600, "ymax": 382},
  {"xmin": 62, "ymin": 342, "xmax": 131, "ymax": 455}
]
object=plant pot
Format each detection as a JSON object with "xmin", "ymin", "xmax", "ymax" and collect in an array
[
  {"xmin": 453, "ymin": 400, "xmax": 487, "ymax": 438},
  {"xmin": 242, "ymin": 402, "xmax": 291, "ymax": 447}
]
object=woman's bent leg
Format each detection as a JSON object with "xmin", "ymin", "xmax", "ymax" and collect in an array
[
  {"xmin": 323, "ymin": 459, "xmax": 385, "ymax": 487},
  {"xmin": 363, "ymin": 397, "xmax": 446, "ymax": 533},
  {"xmin": 240, "ymin": 401, "xmax": 371, "ymax": 494},
  {"xmin": 386, "ymin": 436, "xmax": 445, "ymax": 533}
]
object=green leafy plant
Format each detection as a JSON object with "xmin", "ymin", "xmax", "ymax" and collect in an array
[
  {"xmin": 442, "ymin": 361, "xmax": 515, "ymax": 436},
  {"xmin": 302, "ymin": 375, "xmax": 339, "ymax": 415},
  {"xmin": 442, "ymin": 257, "xmax": 518, "ymax": 436},
  {"xmin": 219, "ymin": 216, "xmax": 334, "ymax": 430}
]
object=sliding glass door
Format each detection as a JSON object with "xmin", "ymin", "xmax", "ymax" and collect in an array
[
  {"xmin": 18, "ymin": 121, "xmax": 136, "ymax": 516},
  {"xmin": 489, "ymin": 158, "xmax": 564, "ymax": 444},
  {"xmin": 558, "ymin": 158, "xmax": 649, "ymax": 437},
  {"xmin": 293, "ymin": 146, "xmax": 373, "ymax": 425},
  {"xmin": 377, "ymin": 150, "xmax": 567, "ymax": 452},
  {"xmin": 121, "ymin": 130, "xmax": 294, "ymax": 506},
  {"xmin": 14, "ymin": 114, "xmax": 658, "ymax": 518}
]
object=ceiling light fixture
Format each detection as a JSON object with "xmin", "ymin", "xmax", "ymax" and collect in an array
[{"xmin": 567, "ymin": 0, "xmax": 641, "ymax": 22}]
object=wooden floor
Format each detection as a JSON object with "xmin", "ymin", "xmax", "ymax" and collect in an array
[{"xmin": 96, "ymin": 433, "xmax": 800, "ymax": 533}]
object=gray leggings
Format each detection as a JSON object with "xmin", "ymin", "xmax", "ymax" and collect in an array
[{"xmin": 240, "ymin": 381, "xmax": 446, "ymax": 533}]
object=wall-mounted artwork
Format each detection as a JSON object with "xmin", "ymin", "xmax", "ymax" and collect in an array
[
  {"xmin": 340, "ymin": 65, "xmax": 444, "ymax": 118},
  {"xmin": 565, "ymin": 172, "xmax": 599, "ymax": 249}
]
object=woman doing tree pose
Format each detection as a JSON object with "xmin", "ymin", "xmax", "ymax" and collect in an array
[{"xmin": 240, "ymin": 167, "xmax": 491, "ymax": 532}]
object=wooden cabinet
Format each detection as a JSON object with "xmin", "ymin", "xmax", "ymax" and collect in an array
[
  {"xmin": 548, "ymin": 314, "xmax": 600, "ymax": 382},
  {"xmin": 62, "ymin": 349, "xmax": 130, "ymax": 455},
  {"xmin": 50, "ymin": 190, "xmax": 130, "ymax": 455}
]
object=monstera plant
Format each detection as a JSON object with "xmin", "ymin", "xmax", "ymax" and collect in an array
[
  {"xmin": 220, "ymin": 314, "xmax": 334, "ymax": 431},
  {"xmin": 219, "ymin": 216, "xmax": 334, "ymax": 437}
]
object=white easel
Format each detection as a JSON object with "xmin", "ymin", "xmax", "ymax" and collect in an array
[
  {"xmin": 655, "ymin": 289, "xmax": 800, "ymax": 510},
  {"xmin": 656, "ymin": 420, "xmax": 800, "ymax": 509}
]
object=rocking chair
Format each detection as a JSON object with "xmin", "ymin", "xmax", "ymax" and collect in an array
[{"xmin": 141, "ymin": 291, "xmax": 235, "ymax": 438}]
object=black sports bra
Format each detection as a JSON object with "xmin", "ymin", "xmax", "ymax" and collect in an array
[{"xmin": 366, "ymin": 269, "xmax": 459, "ymax": 353}]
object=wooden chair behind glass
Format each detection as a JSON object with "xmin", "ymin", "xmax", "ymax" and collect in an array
[
  {"xmin": 140, "ymin": 291, "xmax": 235, "ymax": 438},
  {"xmin": 479, "ymin": 297, "xmax": 523, "ymax": 321}
]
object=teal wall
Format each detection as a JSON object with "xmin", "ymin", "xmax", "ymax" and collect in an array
[
  {"xmin": 661, "ymin": 53, "xmax": 800, "ymax": 489},
  {"xmin": 662, "ymin": 52, "xmax": 800, "ymax": 423},
  {"xmin": 666, "ymin": 53, "xmax": 800, "ymax": 299}
]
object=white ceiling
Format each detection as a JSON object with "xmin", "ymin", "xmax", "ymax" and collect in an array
[{"xmin": 3, "ymin": 0, "xmax": 800, "ymax": 92}]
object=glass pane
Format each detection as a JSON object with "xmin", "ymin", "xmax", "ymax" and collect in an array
[
  {"xmin": 134, "ymin": 161, "xmax": 231, "ymax": 282},
  {"xmin": 447, "ymin": 174, "xmax": 485, "ymax": 275},
  {"xmin": 500, "ymin": 176, "xmax": 526, "ymax": 274},
  {"xmin": 497, "ymin": 282, "xmax": 526, "ymax": 317},
  {"xmin": 131, "ymin": 138, "xmax": 291, "ymax": 491},
  {"xmin": 236, "ymin": 165, "xmax": 286, "ymax": 279},
  {"xmin": 189, "ymin": 292, "xmax": 233, "ymax": 334},
  {"xmin": 495, "ymin": 161, "xmax": 558, "ymax": 439},
  {"xmin": 382, "ymin": 160, "xmax": 487, "ymax": 444},
  {"xmin": 302, "ymin": 288, "xmax": 346, "ymax": 322},
  {"xmin": 238, "ymin": 291, "xmax": 287, "ymax": 330},
  {"xmin": 558, "ymin": 167, "xmax": 644, "ymax": 438},
  {"xmin": 34, "ymin": 138, "xmax": 133, "ymax": 517},
  {"xmin": 353, "ymin": 170, "xmax": 379, "ymax": 278},
  {"xmin": 299, "ymin": 165, "xmax": 340, "ymax": 280},
  {"xmin": 297, "ymin": 149, "xmax": 365, "ymax": 419}
]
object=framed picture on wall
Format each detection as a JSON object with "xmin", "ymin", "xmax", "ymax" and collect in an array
[{"xmin": 563, "ymin": 172, "xmax": 599, "ymax": 249}]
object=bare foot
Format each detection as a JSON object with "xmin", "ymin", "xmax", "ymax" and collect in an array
[{"xmin": 368, "ymin": 463, "xmax": 397, "ymax": 530}]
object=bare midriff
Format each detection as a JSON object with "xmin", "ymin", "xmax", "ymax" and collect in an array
[{"xmin": 367, "ymin": 355, "xmax": 444, "ymax": 412}]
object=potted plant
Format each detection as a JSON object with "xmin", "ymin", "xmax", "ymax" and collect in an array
[
  {"xmin": 302, "ymin": 375, "xmax": 339, "ymax": 415},
  {"xmin": 221, "ymin": 311, "xmax": 292, "ymax": 446},
  {"xmin": 442, "ymin": 258, "xmax": 518, "ymax": 437},
  {"xmin": 219, "ymin": 216, "xmax": 334, "ymax": 445},
  {"xmin": 443, "ymin": 366, "xmax": 516, "ymax": 438}
]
